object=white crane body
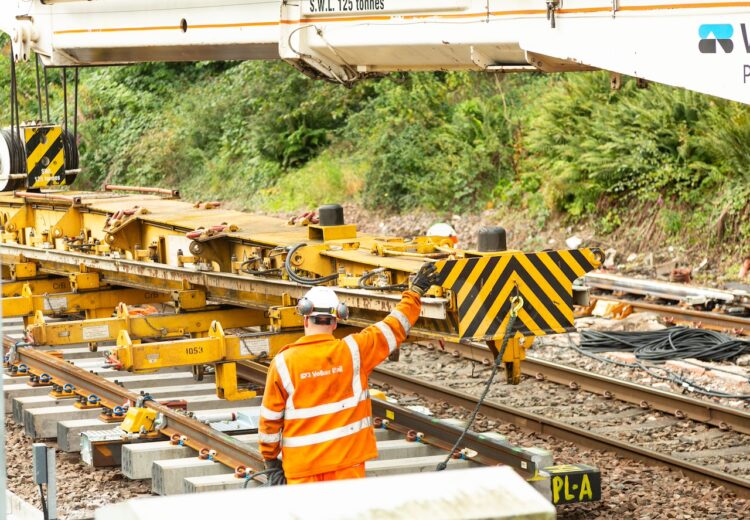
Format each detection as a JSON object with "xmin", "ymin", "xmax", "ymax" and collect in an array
[{"xmin": 2, "ymin": 1, "xmax": 749, "ymax": 102}]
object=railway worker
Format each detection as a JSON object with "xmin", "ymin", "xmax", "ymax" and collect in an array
[
  {"xmin": 258, "ymin": 262, "xmax": 439, "ymax": 485},
  {"xmin": 427, "ymin": 222, "xmax": 458, "ymax": 245}
]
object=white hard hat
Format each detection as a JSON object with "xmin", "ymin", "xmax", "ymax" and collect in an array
[
  {"xmin": 427, "ymin": 223, "xmax": 458, "ymax": 244},
  {"xmin": 297, "ymin": 286, "xmax": 349, "ymax": 319}
]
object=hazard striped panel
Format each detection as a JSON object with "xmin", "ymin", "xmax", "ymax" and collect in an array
[
  {"xmin": 435, "ymin": 248, "xmax": 602, "ymax": 341},
  {"xmin": 24, "ymin": 125, "xmax": 66, "ymax": 189}
]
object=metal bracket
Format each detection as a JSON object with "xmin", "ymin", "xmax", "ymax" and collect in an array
[{"xmin": 546, "ymin": 0, "xmax": 560, "ymax": 28}]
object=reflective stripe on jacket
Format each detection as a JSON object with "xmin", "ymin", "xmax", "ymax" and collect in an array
[{"xmin": 258, "ymin": 289, "xmax": 422, "ymax": 479}]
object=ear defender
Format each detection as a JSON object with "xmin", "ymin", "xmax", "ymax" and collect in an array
[
  {"xmin": 297, "ymin": 298, "xmax": 315, "ymax": 316},
  {"xmin": 296, "ymin": 298, "xmax": 349, "ymax": 320},
  {"xmin": 336, "ymin": 302, "xmax": 349, "ymax": 320}
]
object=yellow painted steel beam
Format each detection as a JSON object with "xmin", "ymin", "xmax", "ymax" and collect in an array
[
  {"xmin": 2, "ymin": 277, "xmax": 72, "ymax": 297},
  {"xmin": 1, "ymin": 284, "xmax": 170, "ymax": 318},
  {"xmin": 113, "ymin": 321, "xmax": 300, "ymax": 372},
  {"xmin": 27, "ymin": 305, "xmax": 268, "ymax": 346},
  {"xmin": 110, "ymin": 321, "xmax": 357, "ymax": 399}
]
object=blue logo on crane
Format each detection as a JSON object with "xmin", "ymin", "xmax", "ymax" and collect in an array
[{"xmin": 698, "ymin": 24, "xmax": 734, "ymax": 53}]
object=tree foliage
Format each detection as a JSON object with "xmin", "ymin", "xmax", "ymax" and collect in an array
[{"xmin": 1, "ymin": 44, "xmax": 750, "ymax": 245}]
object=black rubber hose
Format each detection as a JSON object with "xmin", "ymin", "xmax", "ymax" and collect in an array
[
  {"xmin": 39, "ymin": 484, "xmax": 49, "ymax": 520},
  {"xmin": 358, "ymin": 268, "xmax": 408, "ymax": 291},
  {"xmin": 284, "ymin": 243, "xmax": 339, "ymax": 286},
  {"xmin": 240, "ymin": 257, "xmax": 281, "ymax": 276}
]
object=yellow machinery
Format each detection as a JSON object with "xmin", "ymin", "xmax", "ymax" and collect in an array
[
  {"xmin": 0, "ymin": 191, "xmax": 602, "ymax": 398},
  {"xmin": 0, "ymin": 123, "xmax": 79, "ymax": 192}
]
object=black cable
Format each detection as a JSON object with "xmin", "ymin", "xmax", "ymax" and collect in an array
[
  {"xmin": 240, "ymin": 257, "xmax": 282, "ymax": 276},
  {"xmin": 579, "ymin": 327, "xmax": 750, "ymax": 362},
  {"xmin": 8, "ymin": 45, "xmax": 14, "ymax": 131},
  {"xmin": 9, "ymin": 42, "xmax": 18, "ymax": 133},
  {"xmin": 62, "ymin": 67, "xmax": 68, "ymax": 135},
  {"xmin": 242, "ymin": 467, "xmax": 286, "ymax": 487},
  {"xmin": 11, "ymin": 46, "xmax": 20, "ymax": 136},
  {"xmin": 568, "ymin": 333, "xmax": 750, "ymax": 399},
  {"xmin": 358, "ymin": 268, "xmax": 408, "ymax": 291},
  {"xmin": 35, "ymin": 54, "xmax": 43, "ymax": 121},
  {"xmin": 284, "ymin": 243, "xmax": 339, "ymax": 285},
  {"xmin": 436, "ymin": 300, "xmax": 520, "ymax": 471},
  {"xmin": 73, "ymin": 68, "xmax": 79, "ymax": 142},
  {"xmin": 43, "ymin": 65, "xmax": 50, "ymax": 122},
  {"xmin": 38, "ymin": 483, "xmax": 49, "ymax": 520}
]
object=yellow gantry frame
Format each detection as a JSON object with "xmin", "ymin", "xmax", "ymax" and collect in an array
[
  {"xmin": 26, "ymin": 303, "xmax": 268, "ymax": 346},
  {"xmin": 0, "ymin": 191, "xmax": 602, "ymax": 388}
]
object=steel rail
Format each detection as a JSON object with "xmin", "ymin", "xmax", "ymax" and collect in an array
[
  {"xmin": 235, "ymin": 361, "xmax": 543, "ymax": 476},
  {"xmin": 370, "ymin": 366, "xmax": 750, "ymax": 499},
  {"xmin": 10, "ymin": 345, "xmax": 265, "ymax": 472},
  {"xmin": 429, "ymin": 341, "xmax": 750, "ymax": 435},
  {"xmin": 104, "ymin": 185, "xmax": 180, "ymax": 198},
  {"xmin": 0, "ymin": 243, "xmax": 448, "ymax": 319},
  {"xmin": 584, "ymin": 273, "xmax": 741, "ymax": 304}
]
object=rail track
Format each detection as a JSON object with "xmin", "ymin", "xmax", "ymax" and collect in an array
[
  {"xmin": 376, "ymin": 343, "xmax": 750, "ymax": 499},
  {"xmin": 4, "ymin": 301, "xmax": 750, "ymax": 514},
  {"xmin": 428, "ymin": 340, "xmax": 750, "ymax": 433},
  {"xmin": 0, "ymin": 315, "xmax": 551, "ymax": 510}
]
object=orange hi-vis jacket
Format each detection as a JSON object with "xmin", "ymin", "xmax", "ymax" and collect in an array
[{"xmin": 258, "ymin": 289, "xmax": 422, "ymax": 479}]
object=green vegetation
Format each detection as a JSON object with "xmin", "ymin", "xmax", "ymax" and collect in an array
[{"xmin": 2, "ymin": 33, "xmax": 750, "ymax": 250}]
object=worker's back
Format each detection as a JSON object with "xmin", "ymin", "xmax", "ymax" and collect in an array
[
  {"xmin": 268, "ymin": 333, "xmax": 377, "ymax": 478},
  {"xmin": 259, "ymin": 288, "xmax": 424, "ymax": 481}
]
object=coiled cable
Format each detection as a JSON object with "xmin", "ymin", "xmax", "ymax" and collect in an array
[
  {"xmin": 579, "ymin": 327, "xmax": 750, "ymax": 362},
  {"xmin": 570, "ymin": 332, "xmax": 750, "ymax": 399},
  {"xmin": 0, "ymin": 128, "xmax": 27, "ymax": 191}
]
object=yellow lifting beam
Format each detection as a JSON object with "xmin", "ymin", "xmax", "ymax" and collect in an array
[
  {"xmin": 27, "ymin": 304, "xmax": 268, "ymax": 346},
  {"xmin": 111, "ymin": 321, "xmax": 356, "ymax": 400},
  {"xmin": 113, "ymin": 321, "xmax": 264, "ymax": 400},
  {"xmin": 2, "ymin": 276, "xmax": 72, "ymax": 297},
  {"xmin": 1, "ymin": 284, "xmax": 171, "ymax": 319}
]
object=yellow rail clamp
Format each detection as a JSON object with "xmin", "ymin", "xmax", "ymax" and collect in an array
[
  {"xmin": 434, "ymin": 248, "xmax": 603, "ymax": 341},
  {"xmin": 121, "ymin": 407, "xmax": 158, "ymax": 434}
]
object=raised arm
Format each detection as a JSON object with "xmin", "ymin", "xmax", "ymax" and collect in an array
[{"xmin": 349, "ymin": 263, "xmax": 438, "ymax": 374}]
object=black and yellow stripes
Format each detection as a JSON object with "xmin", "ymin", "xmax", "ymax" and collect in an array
[
  {"xmin": 435, "ymin": 248, "xmax": 602, "ymax": 340},
  {"xmin": 24, "ymin": 125, "xmax": 66, "ymax": 188}
]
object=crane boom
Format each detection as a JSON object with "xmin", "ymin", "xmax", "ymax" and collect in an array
[{"xmin": 2, "ymin": 0, "xmax": 749, "ymax": 104}]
